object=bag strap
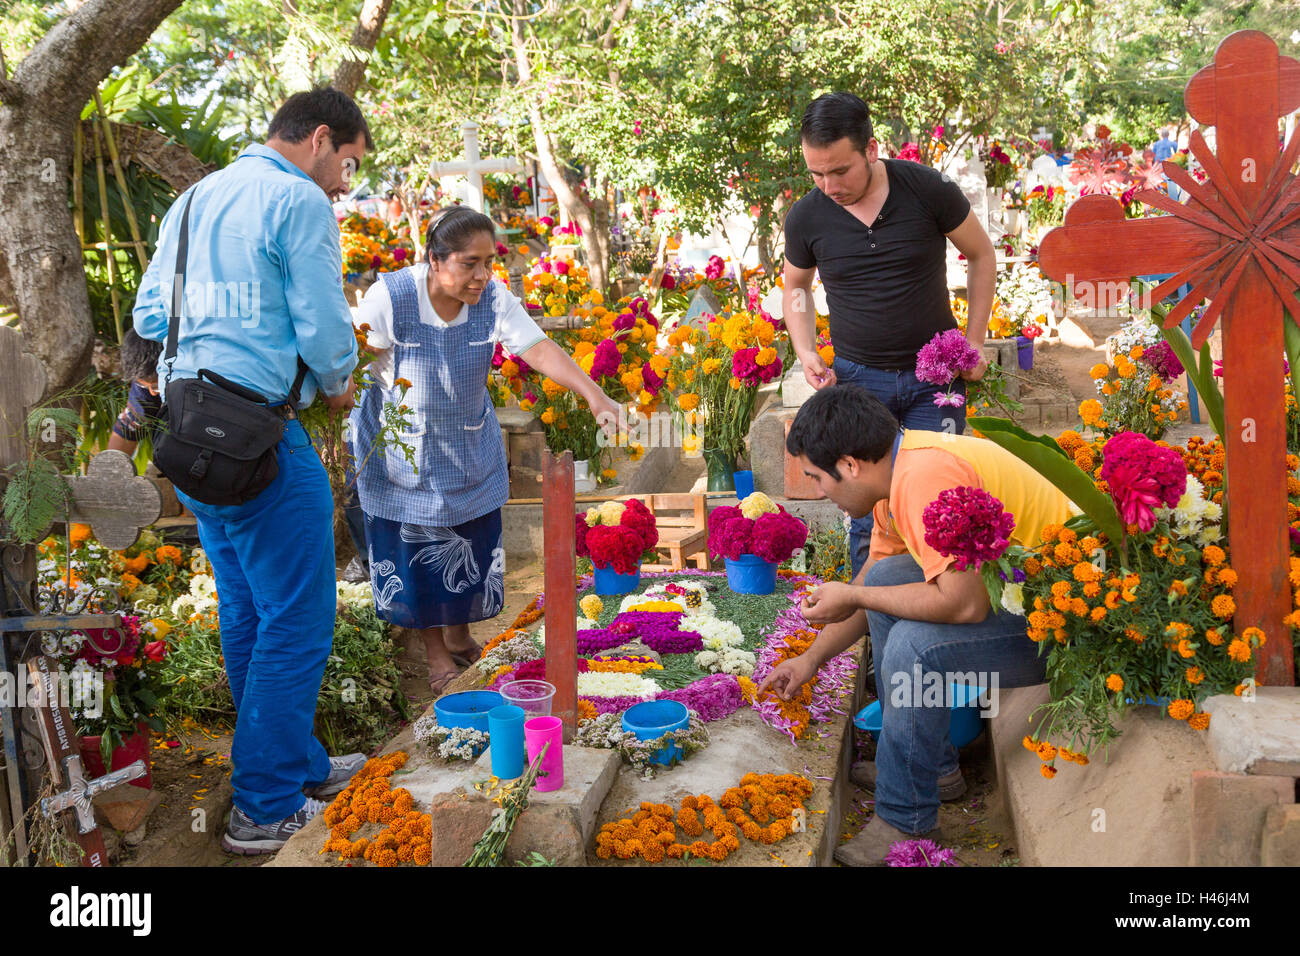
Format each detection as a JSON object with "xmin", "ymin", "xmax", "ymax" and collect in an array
[
  {"xmin": 162, "ymin": 188, "xmax": 310, "ymax": 406},
  {"xmin": 163, "ymin": 191, "xmax": 195, "ymax": 390}
]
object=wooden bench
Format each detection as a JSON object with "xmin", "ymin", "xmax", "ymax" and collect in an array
[{"xmin": 614, "ymin": 493, "xmax": 709, "ymax": 571}]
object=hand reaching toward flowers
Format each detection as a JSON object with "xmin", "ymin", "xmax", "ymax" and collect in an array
[
  {"xmin": 800, "ymin": 582, "xmax": 862, "ymax": 625},
  {"xmin": 801, "ymin": 350, "xmax": 837, "ymax": 391},
  {"xmin": 757, "ymin": 652, "xmax": 819, "ymax": 702}
]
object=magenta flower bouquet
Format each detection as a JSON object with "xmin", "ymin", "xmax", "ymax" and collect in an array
[
  {"xmin": 922, "ymin": 486, "xmax": 1018, "ymax": 609},
  {"xmin": 708, "ymin": 504, "xmax": 808, "ymax": 564},
  {"xmin": 915, "ymin": 328, "xmax": 1022, "ymax": 417},
  {"xmin": 1098, "ymin": 431, "xmax": 1186, "ymax": 533}
]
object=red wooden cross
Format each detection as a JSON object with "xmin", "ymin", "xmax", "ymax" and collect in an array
[{"xmin": 1039, "ymin": 30, "xmax": 1300, "ymax": 685}]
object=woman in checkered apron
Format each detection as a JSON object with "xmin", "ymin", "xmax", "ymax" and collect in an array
[{"xmin": 350, "ymin": 207, "xmax": 620, "ymax": 693}]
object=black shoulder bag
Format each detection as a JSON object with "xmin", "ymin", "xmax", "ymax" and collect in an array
[{"xmin": 152, "ymin": 192, "xmax": 309, "ymax": 506}]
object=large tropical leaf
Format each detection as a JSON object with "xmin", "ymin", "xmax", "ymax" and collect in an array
[{"xmin": 967, "ymin": 417, "xmax": 1126, "ymax": 545}]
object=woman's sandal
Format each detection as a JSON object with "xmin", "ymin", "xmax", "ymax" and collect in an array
[{"xmin": 448, "ymin": 645, "xmax": 483, "ymax": 670}]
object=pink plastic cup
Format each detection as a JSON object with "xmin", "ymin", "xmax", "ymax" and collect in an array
[{"xmin": 524, "ymin": 716, "xmax": 564, "ymax": 792}]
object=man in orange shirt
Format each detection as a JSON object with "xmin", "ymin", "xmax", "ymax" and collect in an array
[{"xmin": 760, "ymin": 385, "xmax": 1072, "ymax": 866}]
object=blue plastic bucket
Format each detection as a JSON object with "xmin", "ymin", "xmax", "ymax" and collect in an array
[
  {"xmin": 434, "ymin": 690, "xmax": 504, "ymax": 734},
  {"xmin": 622, "ymin": 700, "xmax": 690, "ymax": 766},
  {"xmin": 594, "ymin": 564, "xmax": 640, "ymax": 595},
  {"xmin": 725, "ymin": 554, "xmax": 778, "ymax": 594},
  {"xmin": 852, "ymin": 683, "xmax": 987, "ymax": 749}
]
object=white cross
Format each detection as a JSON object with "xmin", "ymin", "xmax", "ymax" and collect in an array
[{"xmin": 428, "ymin": 122, "xmax": 524, "ymax": 215}]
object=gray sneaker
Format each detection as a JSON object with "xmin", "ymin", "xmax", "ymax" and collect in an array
[
  {"xmin": 221, "ymin": 797, "xmax": 328, "ymax": 855},
  {"xmin": 303, "ymin": 753, "xmax": 367, "ymax": 799}
]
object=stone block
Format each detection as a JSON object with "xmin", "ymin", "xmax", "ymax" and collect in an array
[
  {"xmin": 1190, "ymin": 770, "xmax": 1294, "ymax": 866},
  {"xmin": 1261, "ymin": 804, "xmax": 1300, "ymax": 867},
  {"xmin": 428, "ymin": 793, "xmax": 496, "ymax": 867},
  {"xmin": 1203, "ymin": 688, "xmax": 1300, "ymax": 776},
  {"xmin": 474, "ymin": 744, "xmax": 620, "ymax": 847},
  {"xmin": 749, "ymin": 405, "xmax": 791, "ymax": 498},
  {"xmin": 783, "ymin": 419, "xmax": 825, "ymax": 501},
  {"xmin": 781, "ymin": 362, "xmax": 816, "ymax": 408},
  {"xmin": 92, "ymin": 782, "xmax": 162, "ymax": 833},
  {"xmin": 1039, "ymin": 402, "xmax": 1072, "ymax": 430}
]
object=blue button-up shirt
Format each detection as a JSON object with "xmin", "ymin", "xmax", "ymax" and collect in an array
[{"xmin": 133, "ymin": 143, "xmax": 357, "ymax": 407}]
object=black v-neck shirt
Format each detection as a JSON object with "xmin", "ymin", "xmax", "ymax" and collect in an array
[{"xmin": 784, "ymin": 159, "xmax": 970, "ymax": 369}]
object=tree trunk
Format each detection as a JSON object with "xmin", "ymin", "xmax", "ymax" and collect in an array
[
  {"xmin": 331, "ymin": 0, "xmax": 395, "ymax": 99},
  {"xmin": 509, "ymin": 0, "xmax": 608, "ymax": 292},
  {"xmin": 0, "ymin": 0, "xmax": 185, "ymax": 393}
]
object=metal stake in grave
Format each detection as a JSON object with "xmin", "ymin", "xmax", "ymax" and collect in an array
[
  {"xmin": 541, "ymin": 449, "xmax": 578, "ymax": 739},
  {"xmin": 1038, "ymin": 30, "xmax": 1300, "ymax": 685},
  {"xmin": 28, "ymin": 656, "xmax": 146, "ymax": 866}
]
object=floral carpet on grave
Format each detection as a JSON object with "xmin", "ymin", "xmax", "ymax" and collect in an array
[{"xmin": 476, "ymin": 569, "xmax": 858, "ymax": 743}]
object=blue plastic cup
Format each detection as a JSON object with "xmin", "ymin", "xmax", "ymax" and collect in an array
[
  {"xmin": 488, "ymin": 704, "xmax": 527, "ymax": 780},
  {"xmin": 733, "ymin": 470, "xmax": 755, "ymax": 499}
]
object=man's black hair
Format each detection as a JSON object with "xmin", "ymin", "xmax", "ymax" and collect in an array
[
  {"xmin": 785, "ymin": 385, "xmax": 898, "ymax": 480},
  {"xmin": 119, "ymin": 328, "xmax": 163, "ymax": 383},
  {"xmin": 424, "ymin": 206, "xmax": 497, "ymax": 263},
  {"xmin": 800, "ymin": 92, "xmax": 874, "ymax": 153},
  {"xmin": 268, "ymin": 87, "xmax": 374, "ymax": 152}
]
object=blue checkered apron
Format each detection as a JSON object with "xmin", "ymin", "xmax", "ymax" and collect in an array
[{"xmin": 350, "ymin": 269, "xmax": 509, "ymax": 526}]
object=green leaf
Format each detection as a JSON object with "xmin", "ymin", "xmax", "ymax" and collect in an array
[
  {"xmin": 1153, "ymin": 309, "xmax": 1224, "ymax": 440},
  {"xmin": 967, "ymin": 417, "xmax": 1125, "ymax": 545}
]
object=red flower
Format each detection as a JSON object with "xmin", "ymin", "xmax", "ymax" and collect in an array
[
  {"xmin": 619, "ymin": 498, "xmax": 659, "ymax": 552},
  {"xmin": 661, "ymin": 273, "xmax": 676, "ymax": 290},
  {"xmin": 142, "ymin": 641, "xmax": 168, "ymax": 663},
  {"xmin": 586, "ymin": 525, "xmax": 644, "ymax": 574},
  {"xmin": 1099, "ymin": 432, "xmax": 1186, "ymax": 533},
  {"xmin": 575, "ymin": 514, "xmax": 591, "ymax": 557},
  {"xmin": 750, "ymin": 509, "xmax": 808, "ymax": 564}
]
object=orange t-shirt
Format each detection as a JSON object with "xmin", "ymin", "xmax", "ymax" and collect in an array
[{"xmin": 868, "ymin": 447, "xmax": 979, "ymax": 581}]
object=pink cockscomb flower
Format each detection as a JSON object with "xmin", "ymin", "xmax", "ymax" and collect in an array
[
  {"xmin": 922, "ymin": 487, "xmax": 1015, "ymax": 572},
  {"xmin": 1138, "ymin": 340, "xmax": 1184, "ymax": 381},
  {"xmin": 1099, "ymin": 431, "xmax": 1186, "ymax": 533},
  {"xmin": 589, "ymin": 338, "xmax": 622, "ymax": 380}
]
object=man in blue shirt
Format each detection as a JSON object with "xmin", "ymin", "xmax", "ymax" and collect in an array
[
  {"xmin": 1152, "ymin": 127, "xmax": 1178, "ymax": 164},
  {"xmin": 134, "ymin": 87, "xmax": 368, "ymax": 854}
]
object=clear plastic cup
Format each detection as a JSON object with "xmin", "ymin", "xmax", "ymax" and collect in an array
[{"xmin": 500, "ymin": 679, "xmax": 556, "ymax": 717}]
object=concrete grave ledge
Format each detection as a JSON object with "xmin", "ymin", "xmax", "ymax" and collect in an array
[
  {"xmin": 993, "ymin": 684, "xmax": 1300, "ymax": 866},
  {"xmin": 1203, "ymin": 687, "xmax": 1300, "ymax": 776},
  {"xmin": 992, "ymin": 684, "xmax": 1210, "ymax": 866}
]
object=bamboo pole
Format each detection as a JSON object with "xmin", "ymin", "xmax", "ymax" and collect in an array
[
  {"xmin": 93, "ymin": 92, "xmax": 149, "ymax": 270},
  {"xmin": 72, "ymin": 123, "xmax": 85, "ymax": 246},
  {"xmin": 89, "ymin": 114, "xmax": 123, "ymax": 344}
]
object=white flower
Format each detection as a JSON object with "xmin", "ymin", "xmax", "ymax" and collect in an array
[
  {"xmin": 336, "ymin": 580, "xmax": 374, "ymax": 608},
  {"xmin": 41, "ymin": 634, "xmax": 60, "ymax": 656},
  {"xmin": 1000, "ymin": 582, "xmax": 1026, "ymax": 616},
  {"xmin": 576, "ymin": 671, "xmax": 660, "ymax": 699},
  {"xmin": 693, "ymin": 616, "xmax": 745, "ymax": 651}
]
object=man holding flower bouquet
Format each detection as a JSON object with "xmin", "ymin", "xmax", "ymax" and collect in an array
[
  {"xmin": 782, "ymin": 92, "xmax": 999, "ymax": 580},
  {"xmin": 763, "ymin": 386, "xmax": 1071, "ymax": 865}
]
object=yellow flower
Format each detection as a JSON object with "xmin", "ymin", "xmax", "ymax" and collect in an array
[
  {"xmin": 519, "ymin": 399, "xmax": 535, "ymax": 412},
  {"xmin": 739, "ymin": 492, "xmax": 778, "ymax": 519},
  {"xmin": 678, "ymin": 393, "xmax": 700, "ymax": 412},
  {"xmin": 629, "ymin": 443, "xmax": 645, "ymax": 462},
  {"xmin": 702, "ymin": 358, "xmax": 721, "ymax": 375},
  {"xmin": 1226, "ymin": 639, "xmax": 1251, "ymax": 663},
  {"xmin": 1105, "ymin": 673, "xmax": 1124, "ymax": 692},
  {"xmin": 600, "ymin": 468, "xmax": 618, "ymax": 481},
  {"xmin": 755, "ymin": 347, "xmax": 778, "ymax": 367},
  {"xmin": 1089, "ymin": 363, "xmax": 1110, "ymax": 380},
  {"xmin": 1167, "ymin": 699, "xmax": 1194, "ymax": 720},
  {"xmin": 1211, "ymin": 594, "xmax": 1236, "ymax": 619},
  {"xmin": 540, "ymin": 408, "xmax": 556, "ymax": 425},
  {"xmin": 542, "ymin": 378, "xmax": 566, "ymax": 399},
  {"xmin": 579, "ymin": 594, "xmax": 604, "ymax": 620}
]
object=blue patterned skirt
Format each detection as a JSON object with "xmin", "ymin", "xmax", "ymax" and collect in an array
[{"xmin": 364, "ymin": 509, "xmax": 505, "ymax": 629}]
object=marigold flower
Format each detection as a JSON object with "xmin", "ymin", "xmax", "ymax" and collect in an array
[
  {"xmin": 1187, "ymin": 712, "xmax": 1210, "ymax": 731},
  {"xmin": 1226, "ymin": 639, "xmax": 1251, "ymax": 662},
  {"xmin": 1185, "ymin": 666, "xmax": 1204, "ymax": 684},
  {"xmin": 1167, "ymin": 699, "xmax": 1195, "ymax": 720},
  {"xmin": 1036, "ymin": 741, "xmax": 1057, "ymax": 762},
  {"xmin": 1176, "ymin": 639, "xmax": 1196, "ymax": 659},
  {"xmin": 1241, "ymin": 626, "xmax": 1265, "ymax": 647},
  {"xmin": 1211, "ymin": 594, "xmax": 1236, "ymax": 619},
  {"xmin": 1105, "ymin": 674, "xmax": 1124, "ymax": 692},
  {"xmin": 1202, "ymin": 545, "xmax": 1226, "ymax": 566},
  {"xmin": 1040, "ymin": 764, "xmax": 1057, "ymax": 779}
]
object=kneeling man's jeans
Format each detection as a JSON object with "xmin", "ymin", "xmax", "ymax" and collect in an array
[{"xmin": 866, "ymin": 554, "xmax": 1045, "ymax": 834}]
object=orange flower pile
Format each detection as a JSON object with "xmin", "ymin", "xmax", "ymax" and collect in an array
[
  {"xmin": 480, "ymin": 597, "xmax": 545, "ymax": 658},
  {"xmin": 738, "ymin": 630, "xmax": 819, "ymax": 739},
  {"xmin": 320, "ymin": 751, "xmax": 432, "ymax": 866},
  {"xmin": 595, "ymin": 773, "xmax": 813, "ymax": 863}
]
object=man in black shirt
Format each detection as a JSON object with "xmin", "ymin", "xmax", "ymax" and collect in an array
[{"xmin": 783, "ymin": 92, "xmax": 997, "ymax": 580}]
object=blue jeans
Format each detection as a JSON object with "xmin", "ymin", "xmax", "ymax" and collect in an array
[
  {"xmin": 832, "ymin": 357, "xmax": 966, "ymax": 580},
  {"xmin": 177, "ymin": 419, "xmax": 335, "ymax": 824},
  {"xmin": 866, "ymin": 554, "xmax": 1045, "ymax": 834}
]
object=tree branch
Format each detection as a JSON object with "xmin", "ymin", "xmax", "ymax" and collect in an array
[
  {"xmin": 332, "ymin": 0, "xmax": 395, "ymax": 98},
  {"xmin": 13, "ymin": 0, "xmax": 184, "ymax": 121}
]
